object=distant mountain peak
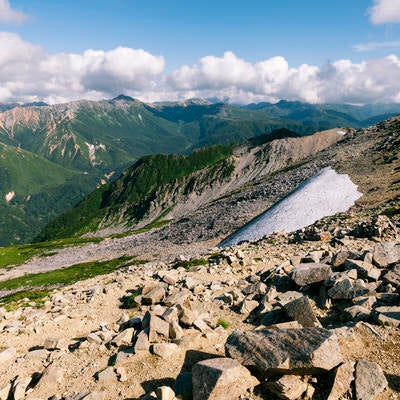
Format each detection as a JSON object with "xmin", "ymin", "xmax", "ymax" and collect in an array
[{"xmin": 111, "ymin": 94, "xmax": 135, "ymax": 102}]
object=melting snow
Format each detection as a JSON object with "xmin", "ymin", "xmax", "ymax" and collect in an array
[
  {"xmin": 5, "ymin": 191, "xmax": 15, "ymax": 202},
  {"xmin": 220, "ymin": 167, "xmax": 362, "ymax": 247},
  {"xmin": 337, "ymin": 130, "xmax": 347, "ymax": 136}
]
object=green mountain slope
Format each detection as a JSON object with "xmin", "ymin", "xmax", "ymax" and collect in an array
[{"xmin": 37, "ymin": 145, "xmax": 233, "ymax": 241}]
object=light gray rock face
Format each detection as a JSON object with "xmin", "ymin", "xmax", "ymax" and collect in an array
[
  {"xmin": 355, "ymin": 360, "xmax": 387, "ymax": 400},
  {"xmin": 152, "ymin": 343, "xmax": 179, "ymax": 359},
  {"xmin": 283, "ymin": 296, "xmax": 321, "ymax": 327},
  {"xmin": 266, "ymin": 375, "xmax": 308, "ymax": 400},
  {"xmin": 225, "ymin": 328, "xmax": 343, "ymax": 375},
  {"xmin": 155, "ymin": 386, "xmax": 176, "ymax": 400},
  {"xmin": 344, "ymin": 259, "xmax": 381, "ymax": 281},
  {"xmin": 0, "ymin": 347, "xmax": 16, "ymax": 366},
  {"xmin": 383, "ymin": 265, "xmax": 400, "ymax": 288},
  {"xmin": 373, "ymin": 242, "xmax": 400, "ymax": 268},
  {"xmin": 327, "ymin": 361, "xmax": 355, "ymax": 400},
  {"xmin": 142, "ymin": 312, "xmax": 170, "ymax": 342},
  {"xmin": 134, "ymin": 330, "xmax": 150, "ymax": 352},
  {"xmin": 142, "ymin": 285, "xmax": 166, "ymax": 305},
  {"xmin": 96, "ymin": 366, "xmax": 116, "ymax": 382},
  {"xmin": 111, "ymin": 328, "xmax": 134, "ymax": 347},
  {"xmin": 192, "ymin": 357, "xmax": 254, "ymax": 400},
  {"xmin": 291, "ymin": 263, "xmax": 332, "ymax": 286}
]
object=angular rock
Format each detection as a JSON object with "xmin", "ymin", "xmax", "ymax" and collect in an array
[
  {"xmin": 169, "ymin": 320, "xmax": 183, "ymax": 340},
  {"xmin": 143, "ymin": 312, "xmax": 170, "ymax": 342},
  {"xmin": 266, "ymin": 375, "xmax": 308, "ymax": 400},
  {"xmin": 374, "ymin": 306, "xmax": 400, "ymax": 327},
  {"xmin": 291, "ymin": 263, "xmax": 332, "ymax": 286},
  {"xmin": 193, "ymin": 318, "xmax": 211, "ymax": 332},
  {"xmin": 96, "ymin": 366, "xmax": 116, "ymax": 382},
  {"xmin": 142, "ymin": 285, "xmax": 166, "ymax": 305},
  {"xmin": 327, "ymin": 278, "xmax": 369, "ymax": 300},
  {"xmin": 12, "ymin": 376, "xmax": 31, "ymax": 400},
  {"xmin": 373, "ymin": 242, "xmax": 400, "ymax": 268},
  {"xmin": 111, "ymin": 328, "xmax": 134, "ymax": 347},
  {"xmin": 155, "ymin": 386, "xmax": 176, "ymax": 400},
  {"xmin": 344, "ymin": 259, "xmax": 381, "ymax": 281},
  {"xmin": 275, "ymin": 291, "xmax": 303, "ymax": 306},
  {"xmin": 177, "ymin": 305, "xmax": 197, "ymax": 327},
  {"xmin": 239, "ymin": 299, "xmax": 259, "ymax": 315},
  {"xmin": 87, "ymin": 333, "xmax": 102, "ymax": 345},
  {"xmin": 164, "ymin": 290, "xmax": 190, "ymax": 307},
  {"xmin": 383, "ymin": 265, "xmax": 400, "ymax": 288},
  {"xmin": 162, "ymin": 307, "xmax": 179, "ymax": 323},
  {"xmin": 192, "ymin": 357, "xmax": 254, "ymax": 400},
  {"xmin": 43, "ymin": 337, "xmax": 60, "ymax": 350},
  {"xmin": 343, "ymin": 306, "xmax": 371, "ymax": 322},
  {"xmin": 0, "ymin": 383, "xmax": 11, "ymax": 400},
  {"xmin": 283, "ymin": 296, "xmax": 321, "ymax": 327},
  {"xmin": 225, "ymin": 328, "xmax": 343, "ymax": 375},
  {"xmin": 152, "ymin": 343, "xmax": 179, "ymax": 359},
  {"xmin": 36, "ymin": 363, "xmax": 63, "ymax": 388},
  {"xmin": 0, "ymin": 346, "xmax": 16, "ymax": 366},
  {"xmin": 134, "ymin": 330, "xmax": 150, "ymax": 353},
  {"xmin": 116, "ymin": 366, "xmax": 127, "ymax": 382},
  {"xmin": 327, "ymin": 361, "xmax": 355, "ymax": 400},
  {"xmin": 355, "ymin": 360, "xmax": 387, "ymax": 400}
]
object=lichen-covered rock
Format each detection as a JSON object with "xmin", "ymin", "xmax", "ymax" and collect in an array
[{"xmin": 355, "ymin": 360, "xmax": 387, "ymax": 400}]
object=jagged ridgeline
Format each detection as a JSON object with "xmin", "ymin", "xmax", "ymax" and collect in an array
[{"xmin": 37, "ymin": 145, "xmax": 234, "ymax": 241}]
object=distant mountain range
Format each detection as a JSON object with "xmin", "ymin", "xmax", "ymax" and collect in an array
[{"xmin": 0, "ymin": 95, "xmax": 399, "ymax": 245}]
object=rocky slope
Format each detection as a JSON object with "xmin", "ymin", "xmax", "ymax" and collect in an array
[{"xmin": 0, "ymin": 214, "xmax": 399, "ymax": 400}]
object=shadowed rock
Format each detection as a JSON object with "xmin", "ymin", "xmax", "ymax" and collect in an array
[{"xmin": 225, "ymin": 328, "xmax": 343, "ymax": 375}]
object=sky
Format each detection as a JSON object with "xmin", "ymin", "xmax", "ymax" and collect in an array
[{"xmin": 1, "ymin": 0, "xmax": 400, "ymax": 104}]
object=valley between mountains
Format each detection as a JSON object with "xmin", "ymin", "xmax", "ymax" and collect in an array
[{"xmin": 1, "ymin": 103, "xmax": 400, "ymax": 400}]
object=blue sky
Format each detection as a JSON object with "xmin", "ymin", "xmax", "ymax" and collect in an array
[{"xmin": 1, "ymin": 0, "xmax": 400, "ymax": 104}]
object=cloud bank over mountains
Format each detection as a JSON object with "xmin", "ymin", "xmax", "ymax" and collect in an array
[{"xmin": 1, "ymin": 32, "xmax": 400, "ymax": 105}]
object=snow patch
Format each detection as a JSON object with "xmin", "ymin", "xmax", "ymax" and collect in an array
[
  {"xmin": 220, "ymin": 167, "xmax": 362, "ymax": 247},
  {"xmin": 138, "ymin": 113, "xmax": 143, "ymax": 122},
  {"xmin": 85, "ymin": 142, "xmax": 106, "ymax": 166},
  {"xmin": 337, "ymin": 130, "xmax": 347, "ymax": 136},
  {"xmin": 5, "ymin": 191, "xmax": 15, "ymax": 202}
]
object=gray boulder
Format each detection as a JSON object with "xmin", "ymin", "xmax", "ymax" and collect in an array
[
  {"xmin": 291, "ymin": 263, "xmax": 332, "ymax": 286},
  {"xmin": 355, "ymin": 360, "xmax": 387, "ymax": 400},
  {"xmin": 225, "ymin": 328, "xmax": 343, "ymax": 375}
]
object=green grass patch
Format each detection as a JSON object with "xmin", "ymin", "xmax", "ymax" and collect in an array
[
  {"xmin": 0, "ymin": 237, "xmax": 103, "ymax": 269},
  {"xmin": 120, "ymin": 289, "xmax": 142, "ymax": 309},
  {"xmin": 216, "ymin": 318, "xmax": 230, "ymax": 329},
  {"xmin": 0, "ymin": 290, "xmax": 50, "ymax": 311},
  {"xmin": 0, "ymin": 256, "xmax": 136, "ymax": 292},
  {"xmin": 383, "ymin": 207, "xmax": 400, "ymax": 217},
  {"xmin": 174, "ymin": 258, "xmax": 209, "ymax": 270}
]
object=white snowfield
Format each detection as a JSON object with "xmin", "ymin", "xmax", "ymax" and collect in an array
[{"xmin": 220, "ymin": 167, "xmax": 362, "ymax": 247}]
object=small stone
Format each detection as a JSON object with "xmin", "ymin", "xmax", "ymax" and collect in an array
[
  {"xmin": 134, "ymin": 331, "xmax": 150, "ymax": 353},
  {"xmin": 162, "ymin": 307, "xmax": 179, "ymax": 323},
  {"xmin": 152, "ymin": 343, "xmax": 179, "ymax": 359},
  {"xmin": 343, "ymin": 306, "xmax": 371, "ymax": 322},
  {"xmin": 116, "ymin": 367, "xmax": 127, "ymax": 382},
  {"xmin": 355, "ymin": 360, "xmax": 387, "ymax": 400},
  {"xmin": 96, "ymin": 366, "xmax": 116, "ymax": 382},
  {"xmin": 169, "ymin": 320, "xmax": 184, "ymax": 340},
  {"xmin": 155, "ymin": 386, "xmax": 176, "ymax": 400},
  {"xmin": 142, "ymin": 285, "xmax": 166, "ymax": 305},
  {"xmin": 327, "ymin": 278, "xmax": 369, "ymax": 300},
  {"xmin": 374, "ymin": 306, "xmax": 400, "ymax": 327},
  {"xmin": 36, "ymin": 363, "xmax": 63, "ymax": 387},
  {"xmin": 284, "ymin": 296, "xmax": 321, "ymax": 327},
  {"xmin": 344, "ymin": 259, "xmax": 381, "ymax": 281},
  {"xmin": 239, "ymin": 299, "xmax": 259, "ymax": 315},
  {"xmin": 193, "ymin": 318, "xmax": 211, "ymax": 332},
  {"xmin": 177, "ymin": 305, "xmax": 197, "ymax": 327},
  {"xmin": 87, "ymin": 333, "xmax": 102, "ymax": 345},
  {"xmin": 43, "ymin": 338, "xmax": 60, "ymax": 350},
  {"xmin": 192, "ymin": 357, "xmax": 254, "ymax": 400},
  {"xmin": 143, "ymin": 312, "xmax": 170, "ymax": 342},
  {"xmin": 111, "ymin": 328, "xmax": 134, "ymax": 347},
  {"xmin": 164, "ymin": 290, "xmax": 190, "ymax": 307},
  {"xmin": 266, "ymin": 375, "xmax": 308, "ymax": 400}
]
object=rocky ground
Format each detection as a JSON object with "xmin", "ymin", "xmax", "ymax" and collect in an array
[{"xmin": 1, "ymin": 214, "xmax": 400, "ymax": 400}]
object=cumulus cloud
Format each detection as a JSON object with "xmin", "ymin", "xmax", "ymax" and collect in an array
[
  {"xmin": 1, "ymin": 32, "xmax": 400, "ymax": 105},
  {"xmin": 0, "ymin": 0, "xmax": 26, "ymax": 23},
  {"xmin": 370, "ymin": 0, "xmax": 400, "ymax": 24}
]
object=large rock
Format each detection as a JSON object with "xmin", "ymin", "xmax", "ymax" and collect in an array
[
  {"xmin": 142, "ymin": 285, "xmax": 166, "ymax": 305},
  {"xmin": 344, "ymin": 260, "xmax": 381, "ymax": 281},
  {"xmin": 355, "ymin": 360, "xmax": 387, "ymax": 400},
  {"xmin": 192, "ymin": 357, "xmax": 254, "ymax": 400},
  {"xmin": 283, "ymin": 296, "xmax": 321, "ymax": 327},
  {"xmin": 291, "ymin": 263, "xmax": 332, "ymax": 286},
  {"xmin": 327, "ymin": 278, "xmax": 369, "ymax": 300},
  {"xmin": 383, "ymin": 265, "xmax": 400, "ymax": 288},
  {"xmin": 373, "ymin": 242, "xmax": 400, "ymax": 268},
  {"xmin": 327, "ymin": 361, "xmax": 355, "ymax": 400},
  {"xmin": 111, "ymin": 328, "xmax": 135, "ymax": 347},
  {"xmin": 225, "ymin": 328, "xmax": 343, "ymax": 375}
]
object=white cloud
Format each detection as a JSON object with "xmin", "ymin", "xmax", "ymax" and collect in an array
[
  {"xmin": 0, "ymin": 0, "xmax": 26, "ymax": 23},
  {"xmin": 353, "ymin": 39, "xmax": 400, "ymax": 52},
  {"xmin": 0, "ymin": 32, "xmax": 400, "ymax": 105},
  {"xmin": 370, "ymin": 0, "xmax": 400, "ymax": 24}
]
